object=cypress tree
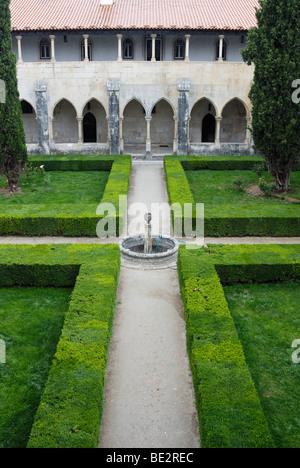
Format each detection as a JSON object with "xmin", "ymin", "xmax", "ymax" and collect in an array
[
  {"xmin": 0, "ymin": 0, "xmax": 27, "ymax": 193},
  {"xmin": 242, "ymin": 0, "xmax": 300, "ymax": 191}
]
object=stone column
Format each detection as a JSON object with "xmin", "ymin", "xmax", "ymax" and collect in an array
[
  {"xmin": 173, "ymin": 116, "xmax": 178, "ymax": 154},
  {"xmin": 145, "ymin": 116, "xmax": 152, "ymax": 154},
  {"xmin": 83, "ymin": 34, "xmax": 90, "ymax": 62},
  {"xmin": 117, "ymin": 34, "xmax": 123, "ymax": 61},
  {"xmin": 16, "ymin": 36, "xmax": 23, "ymax": 63},
  {"xmin": 218, "ymin": 35, "xmax": 224, "ymax": 62},
  {"xmin": 184, "ymin": 34, "xmax": 191, "ymax": 62},
  {"xmin": 245, "ymin": 116, "xmax": 251, "ymax": 146},
  {"xmin": 107, "ymin": 79, "xmax": 120, "ymax": 155},
  {"xmin": 77, "ymin": 117, "xmax": 83, "ymax": 144},
  {"xmin": 49, "ymin": 35, "xmax": 56, "ymax": 63},
  {"xmin": 151, "ymin": 34, "xmax": 157, "ymax": 62},
  {"xmin": 177, "ymin": 79, "xmax": 191, "ymax": 155},
  {"xmin": 49, "ymin": 117, "xmax": 54, "ymax": 145},
  {"xmin": 215, "ymin": 116, "xmax": 222, "ymax": 145},
  {"xmin": 34, "ymin": 81, "xmax": 50, "ymax": 155},
  {"xmin": 120, "ymin": 117, "xmax": 124, "ymax": 153}
]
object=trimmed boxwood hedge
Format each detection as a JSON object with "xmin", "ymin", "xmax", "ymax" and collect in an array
[
  {"xmin": 0, "ymin": 155, "xmax": 131, "ymax": 237},
  {"xmin": 164, "ymin": 155, "xmax": 300, "ymax": 237},
  {"xmin": 178, "ymin": 243, "xmax": 300, "ymax": 448},
  {"xmin": 0, "ymin": 244, "xmax": 120, "ymax": 448}
]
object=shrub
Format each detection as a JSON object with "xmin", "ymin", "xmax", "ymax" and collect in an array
[
  {"xmin": 258, "ymin": 177, "xmax": 277, "ymax": 197},
  {"xmin": 0, "ymin": 244, "xmax": 120, "ymax": 448},
  {"xmin": 177, "ymin": 244, "xmax": 300, "ymax": 448},
  {"xmin": 232, "ymin": 175, "xmax": 245, "ymax": 192}
]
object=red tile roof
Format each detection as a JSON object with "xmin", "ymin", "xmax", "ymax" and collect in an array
[{"xmin": 10, "ymin": 0, "xmax": 259, "ymax": 32}]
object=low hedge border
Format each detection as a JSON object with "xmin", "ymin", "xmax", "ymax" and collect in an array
[
  {"xmin": 0, "ymin": 155, "xmax": 131, "ymax": 237},
  {"xmin": 164, "ymin": 155, "xmax": 300, "ymax": 237},
  {"xmin": 178, "ymin": 244, "xmax": 300, "ymax": 448},
  {"xmin": 0, "ymin": 244, "xmax": 120, "ymax": 448}
]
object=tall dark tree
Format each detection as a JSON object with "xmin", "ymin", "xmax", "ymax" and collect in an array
[
  {"xmin": 242, "ymin": 0, "xmax": 300, "ymax": 191},
  {"xmin": 0, "ymin": 0, "xmax": 27, "ymax": 192}
]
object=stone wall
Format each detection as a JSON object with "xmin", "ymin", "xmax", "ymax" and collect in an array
[{"xmin": 16, "ymin": 59, "xmax": 254, "ymax": 155}]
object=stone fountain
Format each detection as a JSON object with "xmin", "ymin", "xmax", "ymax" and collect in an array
[{"xmin": 120, "ymin": 212, "xmax": 179, "ymax": 268}]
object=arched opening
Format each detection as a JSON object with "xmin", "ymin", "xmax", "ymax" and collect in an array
[
  {"xmin": 151, "ymin": 99, "xmax": 174, "ymax": 150},
  {"xmin": 82, "ymin": 99, "xmax": 107, "ymax": 143},
  {"xmin": 40, "ymin": 37, "xmax": 50, "ymax": 60},
  {"xmin": 83, "ymin": 113, "xmax": 97, "ymax": 143},
  {"xmin": 190, "ymin": 98, "xmax": 217, "ymax": 143},
  {"xmin": 123, "ymin": 99, "xmax": 147, "ymax": 152},
  {"xmin": 21, "ymin": 100, "xmax": 38, "ymax": 144},
  {"xmin": 53, "ymin": 99, "xmax": 78, "ymax": 143},
  {"xmin": 202, "ymin": 114, "xmax": 216, "ymax": 143},
  {"xmin": 123, "ymin": 37, "xmax": 134, "ymax": 59},
  {"xmin": 174, "ymin": 38, "xmax": 185, "ymax": 60},
  {"xmin": 221, "ymin": 99, "xmax": 247, "ymax": 143}
]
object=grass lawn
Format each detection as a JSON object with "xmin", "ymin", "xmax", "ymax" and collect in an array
[
  {"xmin": 185, "ymin": 170, "xmax": 300, "ymax": 216},
  {"xmin": 224, "ymin": 282, "xmax": 300, "ymax": 448},
  {"xmin": 0, "ymin": 171, "xmax": 109, "ymax": 206},
  {"xmin": 0, "ymin": 287, "xmax": 71, "ymax": 448}
]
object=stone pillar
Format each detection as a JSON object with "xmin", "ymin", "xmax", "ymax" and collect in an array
[
  {"xmin": 145, "ymin": 116, "xmax": 152, "ymax": 154},
  {"xmin": 107, "ymin": 79, "xmax": 120, "ymax": 155},
  {"xmin": 34, "ymin": 81, "xmax": 50, "ymax": 155},
  {"xmin": 245, "ymin": 116, "xmax": 251, "ymax": 146},
  {"xmin": 120, "ymin": 117, "xmax": 124, "ymax": 153},
  {"xmin": 16, "ymin": 36, "xmax": 23, "ymax": 63},
  {"xmin": 184, "ymin": 34, "xmax": 191, "ymax": 61},
  {"xmin": 49, "ymin": 117, "xmax": 54, "ymax": 145},
  {"xmin": 173, "ymin": 116, "xmax": 178, "ymax": 154},
  {"xmin": 83, "ymin": 34, "xmax": 90, "ymax": 62},
  {"xmin": 49, "ymin": 35, "xmax": 56, "ymax": 63},
  {"xmin": 151, "ymin": 34, "xmax": 157, "ymax": 61},
  {"xmin": 117, "ymin": 34, "xmax": 123, "ymax": 61},
  {"xmin": 215, "ymin": 116, "xmax": 222, "ymax": 145},
  {"xmin": 218, "ymin": 35, "xmax": 224, "ymax": 62},
  {"xmin": 177, "ymin": 79, "xmax": 191, "ymax": 155},
  {"xmin": 77, "ymin": 117, "xmax": 83, "ymax": 144}
]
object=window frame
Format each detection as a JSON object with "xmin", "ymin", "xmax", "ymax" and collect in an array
[
  {"xmin": 39, "ymin": 37, "xmax": 51, "ymax": 60},
  {"xmin": 174, "ymin": 37, "xmax": 185, "ymax": 60},
  {"xmin": 123, "ymin": 37, "xmax": 134, "ymax": 60}
]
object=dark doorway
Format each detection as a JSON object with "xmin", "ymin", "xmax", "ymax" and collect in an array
[
  {"xmin": 202, "ymin": 114, "xmax": 216, "ymax": 143},
  {"xmin": 83, "ymin": 112, "xmax": 97, "ymax": 143}
]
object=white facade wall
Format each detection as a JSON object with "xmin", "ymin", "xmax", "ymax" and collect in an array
[{"xmin": 14, "ymin": 31, "xmax": 254, "ymax": 155}]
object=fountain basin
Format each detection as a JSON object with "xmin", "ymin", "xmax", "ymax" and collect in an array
[{"xmin": 120, "ymin": 234, "xmax": 179, "ymax": 264}]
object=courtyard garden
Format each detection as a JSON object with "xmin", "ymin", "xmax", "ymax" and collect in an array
[
  {"xmin": 0, "ymin": 243, "xmax": 121, "ymax": 448},
  {"xmin": 165, "ymin": 155, "xmax": 300, "ymax": 237},
  {"xmin": 178, "ymin": 243, "xmax": 300, "ymax": 448},
  {"xmin": 0, "ymin": 154, "xmax": 131, "ymax": 237}
]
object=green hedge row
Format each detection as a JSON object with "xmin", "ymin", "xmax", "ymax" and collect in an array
[
  {"xmin": 164, "ymin": 155, "xmax": 300, "ymax": 237},
  {"xmin": 169, "ymin": 155, "xmax": 300, "ymax": 171},
  {"xmin": 28, "ymin": 154, "xmax": 122, "ymax": 172},
  {"xmin": 0, "ymin": 244, "xmax": 120, "ymax": 448},
  {"xmin": 177, "ymin": 244, "xmax": 300, "ymax": 448},
  {"xmin": 0, "ymin": 155, "xmax": 131, "ymax": 237}
]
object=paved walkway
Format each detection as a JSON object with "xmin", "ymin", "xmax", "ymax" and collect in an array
[{"xmin": 99, "ymin": 161, "xmax": 200, "ymax": 448}]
